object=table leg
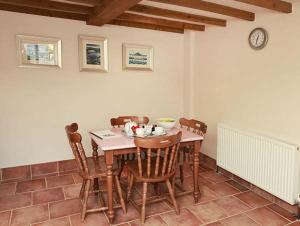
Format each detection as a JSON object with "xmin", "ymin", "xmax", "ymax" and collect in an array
[
  {"xmin": 91, "ymin": 138, "xmax": 99, "ymax": 160},
  {"xmin": 105, "ymin": 152, "xmax": 114, "ymax": 224},
  {"xmin": 193, "ymin": 140, "xmax": 201, "ymax": 203}
]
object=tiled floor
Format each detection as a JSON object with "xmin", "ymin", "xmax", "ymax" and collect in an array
[{"xmin": 0, "ymin": 162, "xmax": 299, "ymax": 226}]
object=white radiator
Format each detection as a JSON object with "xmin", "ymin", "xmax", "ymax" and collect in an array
[{"xmin": 217, "ymin": 123, "xmax": 300, "ymax": 205}]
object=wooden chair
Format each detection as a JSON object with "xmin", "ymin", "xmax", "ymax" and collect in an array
[
  {"xmin": 65, "ymin": 123, "xmax": 126, "ymax": 221},
  {"xmin": 126, "ymin": 132, "xmax": 182, "ymax": 224},
  {"xmin": 178, "ymin": 118, "xmax": 207, "ymax": 184},
  {"xmin": 110, "ymin": 116, "xmax": 150, "ymax": 127}
]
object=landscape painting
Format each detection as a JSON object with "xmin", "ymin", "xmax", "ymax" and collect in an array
[
  {"xmin": 123, "ymin": 44, "xmax": 153, "ymax": 71},
  {"xmin": 79, "ymin": 35, "xmax": 108, "ymax": 72}
]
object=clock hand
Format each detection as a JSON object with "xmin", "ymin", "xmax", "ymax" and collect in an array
[{"xmin": 256, "ymin": 35, "xmax": 259, "ymax": 45}]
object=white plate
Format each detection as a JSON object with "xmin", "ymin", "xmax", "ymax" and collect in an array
[{"xmin": 151, "ymin": 131, "xmax": 167, "ymax": 136}]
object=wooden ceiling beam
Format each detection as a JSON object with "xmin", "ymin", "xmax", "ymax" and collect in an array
[
  {"xmin": 0, "ymin": 3, "xmax": 87, "ymax": 21},
  {"xmin": 148, "ymin": 0, "xmax": 255, "ymax": 21},
  {"xmin": 63, "ymin": 0, "xmax": 102, "ymax": 6},
  {"xmin": 0, "ymin": 0, "xmax": 92, "ymax": 14},
  {"xmin": 87, "ymin": 0, "xmax": 142, "ymax": 26},
  {"xmin": 233, "ymin": 0, "xmax": 292, "ymax": 13},
  {"xmin": 114, "ymin": 13, "xmax": 205, "ymax": 31},
  {"xmin": 109, "ymin": 19, "xmax": 184, "ymax": 33},
  {"xmin": 129, "ymin": 4, "xmax": 226, "ymax": 27}
]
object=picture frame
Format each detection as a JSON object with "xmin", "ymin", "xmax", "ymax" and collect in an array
[
  {"xmin": 16, "ymin": 35, "xmax": 62, "ymax": 69},
  {"xmin": 78, "ymin": 35, "xmax": 108, "ymax": 72},
  {"xmin": 122, "ymin": 43, "xmax": 153, "ymax": 71}
]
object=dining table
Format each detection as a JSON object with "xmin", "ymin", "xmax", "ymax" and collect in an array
[{"xmin": 89, "ymin": 127, "xmax": 204, "ymax": 223}]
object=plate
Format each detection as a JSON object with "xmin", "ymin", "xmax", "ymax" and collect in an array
[{"xmin": 151, "ymin": 131, "xmax": 167, "ymax": 136}]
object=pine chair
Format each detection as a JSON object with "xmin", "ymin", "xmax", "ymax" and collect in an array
[
  {"xmin": 65, "ymin": 123, "xmax": 126, "ymax": 221},
  {"xmin": 110, "ymin": 116, "xmax": 150, "ymax": 127},
  {"xmin": 178, "ymin": 118, "xmax": 207, "ymax": 184},
  {"xmin": 126, "ymin": 132, "xmax": 182, "ymax": 224}
]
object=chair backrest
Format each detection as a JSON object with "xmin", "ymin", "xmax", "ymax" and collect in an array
[
  {"xmin": 134, "ymin": 132, "xmax": 182, "ymax": 179},
  {"xmin": 110, "ymin": 116, "xmax": 149, "ymax": 127},
  {"xmin": 65, "ymin": 123, "xmax": 89, "ymax": 175},
  {"xmin": 179, "ymin": 118, "xmax": 207, "ymax": 135}
]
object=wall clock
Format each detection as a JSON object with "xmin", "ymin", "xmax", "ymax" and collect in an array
[{"xmin": 248, "ymin": 28, "xmax": 268, "ymax": 50}]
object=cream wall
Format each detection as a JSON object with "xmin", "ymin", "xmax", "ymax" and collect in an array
[
  {"xmin": 193, "ymin": 2, "xmax": 300, "ymax": 159},
  {"xmin": 0, "ymin": 11, "xmax": 185, "ymax": 168}
]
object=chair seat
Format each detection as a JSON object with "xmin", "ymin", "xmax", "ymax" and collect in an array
[
  {"xmin": 80, "ymin": 157, "xmax": 120, "ymax": 179},
  {"xmin": 127, "ymin": 157, "xmax": 174, "ymax": 182}
]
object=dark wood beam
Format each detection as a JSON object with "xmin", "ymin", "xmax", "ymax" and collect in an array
[
  {"xmin": 0, "ymin": 0, "xmax": 92, "ymax": 14},
  {"xmin": 0, "ymin": 3, "xmax": 87, "ymax": 21},
  {"xmin": 114, "ymin": 13, "xmax": 205, "ymax": 31},
  {"xmin": 148, "ymin": 0, "xmax": 255, "ymax": 21},
  {"xmin": 234, "ymin": 0, "xmax": 292, "ymax": 13},
  {"xmin": 129, "ymin": 4, "xmax": 226, "ymax": 27},
  {"xmin": 109, "ymin": 19, "xmax": 184, "ymax": 33},
  {"xmin": 87, "ymin": 0, "xmax": 142, "ymax": 26}
]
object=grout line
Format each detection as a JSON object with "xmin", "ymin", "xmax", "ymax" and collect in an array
[
  {"xmin": 48, "ymin": 203, "xmax": 50, "ymax": 221},
  {"xmin": 29, "ymin": 165, "xmax": 33, "ymax": 180}
]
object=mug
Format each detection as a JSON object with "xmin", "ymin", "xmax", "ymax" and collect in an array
[
  {"xmin": 144, "ymin": 125, "xmax": 153, "ymax": 135},
  {"xmin": 155, "ymin": 126, "xmax": 164, "ymax": 135},
  {"xmin": 136, "ymin": 128, "xmax": 145, "ymax": 137}
]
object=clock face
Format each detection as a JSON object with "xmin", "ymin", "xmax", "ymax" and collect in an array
[{"xmin": 249, "ymin": 28, "xmax": 268, "ymax": 50}]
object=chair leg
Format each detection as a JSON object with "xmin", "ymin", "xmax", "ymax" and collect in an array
[
  {"xmin": 81, "ymin": 179, "xmax": 91, "ymax": 221},
  {"xmin": 115, "ymin": 175, "xmax": 126, "ymax": 213},
  {"xmin": 80, "ymin": 180, "xmax": 86, "ymax": 199},
  {"xmin": 141, "ymin": 182, "xmax": 148, "ymax": 225},
  {"xmin": 127, "ymin": 173, "xmax": 134, "ymax": 201},
  {"xmin": 166, "ymin": 179, "xmax": 179, "ymax": 214}
]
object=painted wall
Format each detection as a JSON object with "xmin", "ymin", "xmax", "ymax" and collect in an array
[
  {"xmin": 0, "ymin": 11, "xmax": 185, "ymax": 168},
  {"xmin": 193, "ymin": 2, "xmax": 300, "ymax": 159}
]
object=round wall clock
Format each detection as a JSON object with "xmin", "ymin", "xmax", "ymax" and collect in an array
[{"xmin": 248, "ymin": 28, "xmax": 268, "ymax": 50}]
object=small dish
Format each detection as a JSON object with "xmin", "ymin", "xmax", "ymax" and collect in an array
[{"xmin": 151, "ymin": 131, "xmax": 167, "ymax": 136}]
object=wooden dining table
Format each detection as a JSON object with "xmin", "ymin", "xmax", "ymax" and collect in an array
[{"xmin": 90, "ymin": 127, "xmax": 204, "ymax": 223}]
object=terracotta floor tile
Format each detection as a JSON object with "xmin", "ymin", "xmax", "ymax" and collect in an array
[
  {"xmin": 251, "ymin": 185, "xmax": 275, "ymax": 202},
  {"xmin": 225, "ymin": 180, "xmax": 249, "ymax": 192},
  {"xmin": 130, "ymin": 215, "xmax": 167, "ymax": 226},
  {"xmin": 46, "ymin": 175, "xmax": 74, "ymax": 188},
  {"xmin": 213, "ymin": 196, "xmax": 251, "ymax": 216},
  {"xmin": 0, "ymin": 193, "xmax": 32, "ymax": 211},
  {"xmin": 32, "ymin": 217, "xmax": 71, "ymax": 226},
  {"xmin": 33, "ymin": 187, "xmax": 65, "ymax": 205},
  {"xmin": 220, "ymin": 214, "xmax": 259, "ymax": 226},
  {"xmin": 0, "ymin": 211, "xmax": 11, "ymax": 226},
  {"xmin": 72, "ymin": 173, "xmax": 83, "ymax": 184},
  {"xmin": 32, "ymin": 173, "xmax": 59, "ymax": 180},
  {"xmin": 160, "ymin": 208, "xmax": 203, "ymax": 226},
  {"xmin": 10, "ymin": 204, "xmax": 49, "ymax": 226},
  {"xmin": 287, "ymin": 221, "xmax": 300, "ymax": 226},
  {"xmin": 201, "ymin": 171, "xmax": 229, "ymax": 183},
  {"xmin": 49, "ymin": 198, "xmax": 81, "ymax": 219},
  {"xmin": 70, "ymin": 213, "xmax": 109, "ymax": 226},
  {"xmin": 32, "ymin": 162, "xmax": 58, "ymax": 177},
  {"xmin": 235, "ymin": 191, "xmax": 271, "ymax": 208},
  {"xmin": 0, "ymin": 182, "xmax": 16, "ymax": 197},
  {"xmin": 58, "ymin": 160, "xmax": 77, "ymax": 173},
  {"xmin": 204, "ymin": 222, "xmax": 224, "ymax": 226},
  {"xmin": 188, "ymin": 201, "xmax": 228, "ymax": 223},
  {"xmin": 63, "ymin": 183, "xmax": 82, "ymax": 199},
  {"xmin": 246, "ymin": 206, "xmax": 289, "ymax": 226},
  {"xmin": 145, "ymin": 201, "xmax": 171, "ymax": 216},
  {"xmin": 2, "ymin": 166, "xmax": 31, "ymax": 181},
  {"xmin": 204, "ymin": 182, "xmax": 240, "ymax": 197},
  {"xmin": 267, "ymin": 204, "xmax": 297, "ymax": 222},
  {"xmin": 198, "ymin": 185, "xmax": 219, "ymax": 203},
  {"xmin": 16, "ymin": 179, "xmax": 46, "ymax": 193},
  {"xmin": 111, "ymin": 203, "xmax": 140, "ymax": 224}
]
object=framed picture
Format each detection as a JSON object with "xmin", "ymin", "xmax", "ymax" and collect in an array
[
  {"xmin": 78, "ymin": 35, "xmax": 108, "ymax": 72},
  {"xmin": 16, "ymin": 35, "xmax": 62, "ymax": 68},
  {"xmin": 122, "ymin": 43, "xmax": 153, "ymax": 71}
]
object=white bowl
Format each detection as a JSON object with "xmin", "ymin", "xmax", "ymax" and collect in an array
[{"xmin": 156, "ymin": 118, "xmax": 176, "ymax": 129}]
